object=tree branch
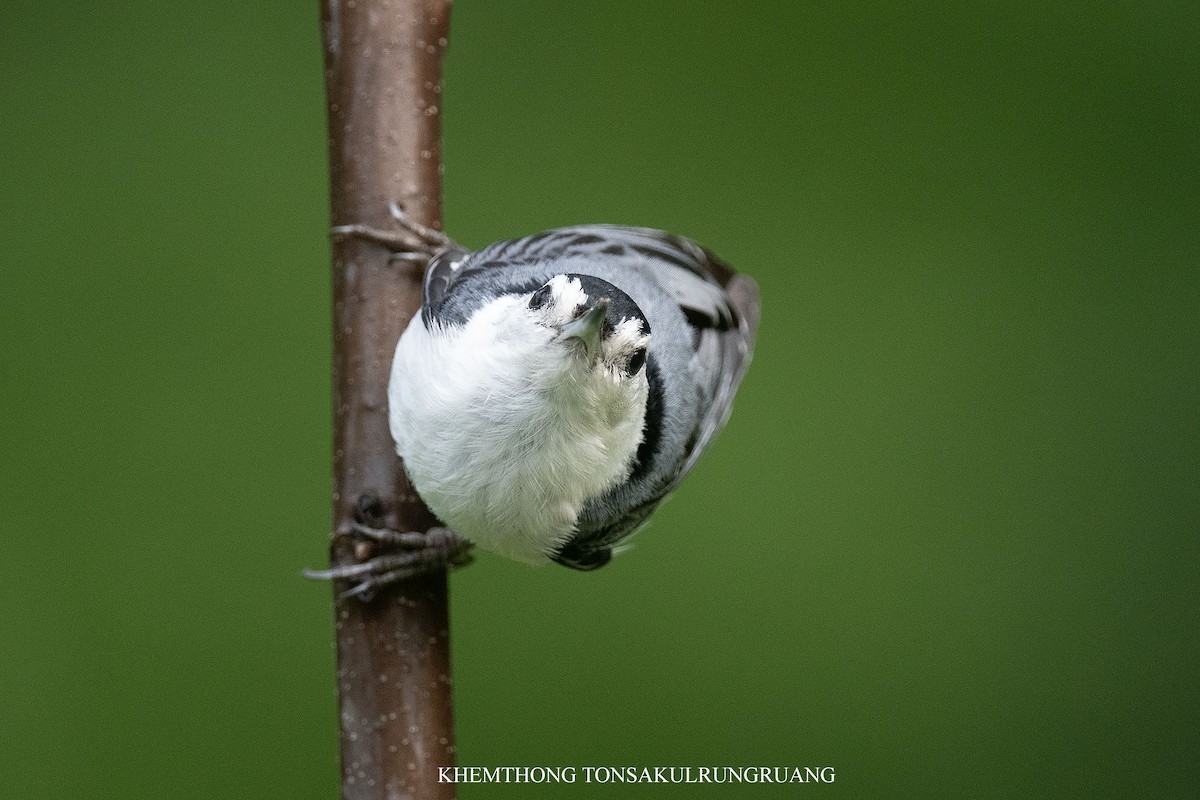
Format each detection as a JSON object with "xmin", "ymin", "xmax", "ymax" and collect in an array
[{"xmin": 321, "ymin": 1, "xmax": 456, "ymax": 798}]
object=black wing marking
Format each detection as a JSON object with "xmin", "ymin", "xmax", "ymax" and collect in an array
[
  {"xmin": 420, "ymin": 245, "xmax": 471, "ymax": 326},
  {"xmin": 522, "ymin": 227, "xmax": 759, "ymax": 568},
  {"xmin": 553, "ymin": 226, "xmax": 760, "ymax": 482},
  {"xmin": 420, "ymin": 225, "xmax": 759, "ymax": 569},
  {"xmin": 459, "ymin": 223, "xmax": 756, "ymax": 341},
  {"xmin": 680, "ymin": 271, "xmax": 760, "ymax": 478}
]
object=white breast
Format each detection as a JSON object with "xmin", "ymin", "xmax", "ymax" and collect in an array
[{"xmin": 388, "ymin": 296, "xmax": 649, "ymax": 564}]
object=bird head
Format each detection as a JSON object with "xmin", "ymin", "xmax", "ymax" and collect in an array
[{"xmin": 526, "ymin": 273, "xmax": 651, "ymax": 381}]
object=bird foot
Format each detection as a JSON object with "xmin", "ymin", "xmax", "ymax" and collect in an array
[
  {"xmin": 304, "ymin": 522, "xmax": 473, "ymax": 600},
  {"xmin": 330, "ymin": 201, "xmax": 461, "ymax": 263}
]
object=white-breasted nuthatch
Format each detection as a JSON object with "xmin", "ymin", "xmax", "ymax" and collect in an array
[{"xmin": 310, "ymin": 211, "xmax": 758, "ymax": 594}]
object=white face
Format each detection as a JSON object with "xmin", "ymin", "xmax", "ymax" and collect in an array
[{"xmin": 527, "ymin": 274, "xmax": 650, "ymax": 378}]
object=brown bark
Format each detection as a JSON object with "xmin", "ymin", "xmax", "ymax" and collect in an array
[{"xmin": 321, "ymin": 1, "xmax": 457, "ymax": 798}]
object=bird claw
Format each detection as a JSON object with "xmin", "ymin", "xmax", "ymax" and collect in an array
[
  {"xmin": 330, "ymin": 201, "xmax": 460, "ymax": 261},
  {"xmin": 304, "ymin": 524, "xmax": 473, "ymax": 601},
  {"xmin": 386, "ymin": 201, "xmax": 457, "ymax": 250}
]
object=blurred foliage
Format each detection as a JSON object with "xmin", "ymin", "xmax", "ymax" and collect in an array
[{"xmin": 1, "ymin": 1, "xmax": 1197, "ymax": 797}]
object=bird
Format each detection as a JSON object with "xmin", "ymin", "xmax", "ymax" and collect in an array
[{"xmin": 309, "ymin": 208, "xmax": 759, "ymax": 594}]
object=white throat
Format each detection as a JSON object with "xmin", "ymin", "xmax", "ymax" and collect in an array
[{"xmin": 388, "ymin": 296, "xmax": 649, "ymax": 564}]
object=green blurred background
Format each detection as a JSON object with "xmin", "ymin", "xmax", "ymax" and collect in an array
[{"xmin": 2, "ymin": 1, "xmax": 1197, "ymax": 797}]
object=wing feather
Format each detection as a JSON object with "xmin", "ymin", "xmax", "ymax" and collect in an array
[{"xmin": 420, "ymin": 225, "xmax": 759, "ymax": 566}]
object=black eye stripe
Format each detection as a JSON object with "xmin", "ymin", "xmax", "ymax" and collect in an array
[
  {"xmin": 566, "ymin": 273, "xmax": 651, "ymax": 338},
  {"xmin": 528, "ymin": 283, "xmax": 553, "ymax": 310},
  {"xmin": 626, "ymin": 347, "xmax": 647, "ymax": 375}
]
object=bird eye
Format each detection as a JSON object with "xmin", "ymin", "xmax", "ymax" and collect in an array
[
  {"xmin": 626, "ymin": 347, "xmax": 647, "ymax": 375},
  {"xmin": 528, "ymin": 284, "xmax": 553, "ymax": 310}
]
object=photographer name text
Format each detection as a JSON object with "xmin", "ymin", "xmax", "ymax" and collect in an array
[{"xmin": 438, "ymin": 766, "xmax": 835, "ymax": 785}]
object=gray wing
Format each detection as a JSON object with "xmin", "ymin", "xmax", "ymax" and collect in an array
[
  {"xmin": 612, "ymin": 227, "xmax": 761, "ymax": 478},
  {"xmin": 532, "ymin": 226, "xmax": 760, "ymax": 479},
  {"xmin": 501, "ymin": 226, "xmax": 759, "ymax": 567},
  {"xmin": 420, "ymin": 225, "xmax": 760, "ymax": 568},
  {"xmin": 457, "ymin": 225, "xmax": 759, "ymax": 472},
  {"xmin": 419, "ymin": 244, "xmax": 472, "ymax": 327}
]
